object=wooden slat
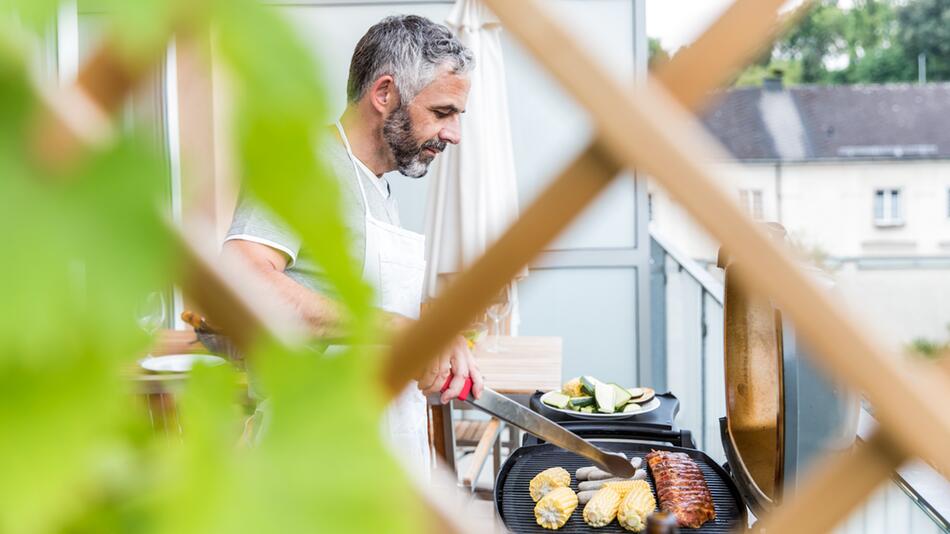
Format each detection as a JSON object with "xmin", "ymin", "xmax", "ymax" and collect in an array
[
  {"xmin": 757, "ymin": 430, "xmax": 907, "ymax": 534},
  {"xmin": 463, "ymin": 418, "xmax": 502, "ymax": 488},
  {"xmin": 481, "ymin": 0, "xmax": 950, "ymax": 479}
]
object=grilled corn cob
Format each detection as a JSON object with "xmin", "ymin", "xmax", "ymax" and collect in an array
[
  {"xmin": 530, "ymin": 467, "xmax": 571, "ymax": 502},
  {"xmin": 562, "ymin": 377, "xmax": 584, "ymax": 397},
  {"xmin": 617, "ymin": 480, "xmax": 656, "ymax": 532},
  {"xmin": 583, "ymin": 486, "xmax": 622, "ymax": 527},
  {"xmin": 534, "ymin": 486, "xmax": 578, "ymax": 530},
  {"xmin": 603, "ymin": 479, "xmax": 647, "ymax": 498}
]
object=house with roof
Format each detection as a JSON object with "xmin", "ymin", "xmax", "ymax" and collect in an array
[{"xmin": 649, "ymin": 79, "xmax": 950, "ymax": 347}]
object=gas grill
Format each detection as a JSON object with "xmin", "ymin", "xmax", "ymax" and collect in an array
[{"xmin": 491, "ymin": 226, "xmax": 859, "ymax": 533}]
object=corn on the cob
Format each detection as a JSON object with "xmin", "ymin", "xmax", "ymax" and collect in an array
[
  {"xmin": 603, "ymin": 479, "xmax": 646, "ymax": 498},
  {"xmin": 617, "ymin": 480, "xmax": 656, "ymax": 532},
  {"xmin": 583, "ymin": 486, "xmax": 622, "ymax": 527},
  {"xmin": 530, "ymin": 467, "xmax": 571, "ymax": 502},
  {"xmin": 562, "ymin": 377, "xmax": 584, "ymax": 397},
  {"xmin": 534, "ymin": 486, "xmax": 578, "ymax": 530}
]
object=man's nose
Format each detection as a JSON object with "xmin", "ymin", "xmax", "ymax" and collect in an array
[{"xmin": 440, "ymin": 118, "xmax": 462, "ymax": 145}]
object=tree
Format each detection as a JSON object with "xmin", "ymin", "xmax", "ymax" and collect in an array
[
  {"xmin": 648, "ymin": 37, "xmax": 670, "ymax": 70},
  {"xmin": 897, "ymin": 0, "xmax": 950, "ymax": 81},
  {"xmin": 733, "ymin": 0, "xmax": 936, "ymax": 86}
]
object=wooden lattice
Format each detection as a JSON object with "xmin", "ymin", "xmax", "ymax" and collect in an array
[{"xmin": 29, "ymin": 1, "xmax": 949, "ymax": 532}]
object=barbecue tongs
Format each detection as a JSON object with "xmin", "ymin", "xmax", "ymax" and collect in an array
[{"xmin": 437, "ymin": 375, "xmax": 636, "ymax": 478}]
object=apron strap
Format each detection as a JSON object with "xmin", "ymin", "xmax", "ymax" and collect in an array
[{"xmin": 335, "ymin": 121, "xmax": 373, "ymax": 212}]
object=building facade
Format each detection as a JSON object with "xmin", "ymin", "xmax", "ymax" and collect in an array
[{"xmin": 650, "ymin": 81, "xmax": 950, "ymax": 348}]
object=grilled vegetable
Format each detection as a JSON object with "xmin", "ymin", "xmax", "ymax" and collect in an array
[
  {"xmin": 622, "ymin": 402, "xmax": 642, "ymax": 413},
  {"xmin": 534, "ymin": 486, "xmax": 578, "ymax": 530},
  {"xmin": 604, "ymin": 479, "xmax": 649, "ymax": 498},
  {"xmin": 530, "ymin": 467, "xmax": 571, "ymax": 502},
  {"xmin": 594, "ymin": 382, "xmax": 616, "ymax": 413},
  {"xmin": 583, "ymin": 486, "xmax": 623, "ymax": 527},
  {"xmin": 543, "ymin": 392, "xmax": 571, "ymax": 409},
  {"xmin": 579, "ymin": 376, "xmax": 600, "ymax": 395},
  {"xmin": 562, "ymin": 377, "xmax": 584, "ymax": 397},
  {"xmin": 580, "ymin": 406, "xmax": 595, "ymax": 413},
  {"xmin": 569, "ymin": 395, "xmax": 595, "ymax": 408},
  {"xmin": 617, "ymin": 480, "xmax": 656, "ymax": 532},
  {"xmin": 611, "ymin": 383, "xmax": 633, "ymax": 409}
]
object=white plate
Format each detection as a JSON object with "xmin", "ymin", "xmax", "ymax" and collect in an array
[
  {"xmin": 140, "ymin": 354, "xmax": 227, "ymax": 373},
  {"xmin": 540, "ymin": 391, "xmax": 661, "ymax": 420}
]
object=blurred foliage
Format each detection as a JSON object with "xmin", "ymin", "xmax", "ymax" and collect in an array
[
  {"xmin": 652, "ymin": 0, "xmax": 950, "ymax": 86},
  {"xmin": 0, "ymin": 1, "xmax": 423, "ymax": 533},
  {"xmin": 907, "ymin": 324, "xmax": 950, "ymax": 359}
]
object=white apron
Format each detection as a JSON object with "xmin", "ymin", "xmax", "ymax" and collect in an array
[{"xmin": 336, "ymin": 123, "xmax": 431, "ymax": 475}]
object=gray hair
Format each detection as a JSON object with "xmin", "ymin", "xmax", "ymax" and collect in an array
[{"xmin": 347, "ymin": 15, "xmax": 474, "ymax": 103}]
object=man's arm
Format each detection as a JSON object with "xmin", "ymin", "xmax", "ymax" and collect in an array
[
  {"xmin": 222, "ymin": 239, "xmax": 484, "ymax": 400},
  {"xmin": 221, "ymin": 239, "xmax": 343, "ymax": 338}
]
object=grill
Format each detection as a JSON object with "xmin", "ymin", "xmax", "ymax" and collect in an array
[{"xmin": 494, "ymin": 441, "xmax": 747, "ymax": 533}]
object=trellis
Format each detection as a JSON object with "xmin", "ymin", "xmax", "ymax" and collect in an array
[{"xmin": 29, "ymin": 0, "xmax": 949, "ymax": 532}]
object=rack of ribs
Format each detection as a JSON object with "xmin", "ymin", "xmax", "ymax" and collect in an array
[{"xmin": 646, "ymin": 450, "xmax": 716, "ymax": 528}]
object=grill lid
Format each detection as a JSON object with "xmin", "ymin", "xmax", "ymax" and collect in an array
[{"xmin": 718, "ymin": 223, "xmax": 859, "ymax": 513}]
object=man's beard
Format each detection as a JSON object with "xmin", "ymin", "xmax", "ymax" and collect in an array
[{"xmin": 382, "ymin": 105, "xmax": 446, "ymax": 178}]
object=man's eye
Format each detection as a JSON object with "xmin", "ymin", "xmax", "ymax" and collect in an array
[{"xmin": 433, "ymin": 110, "xmax": 450, "ymax": 118}]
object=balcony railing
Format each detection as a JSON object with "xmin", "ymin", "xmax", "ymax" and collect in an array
[{"xmin": 649, "ymin": 229, "xmax": 949, "ymax": 533}]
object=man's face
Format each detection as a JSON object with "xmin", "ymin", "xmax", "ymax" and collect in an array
[{"xmin": 382, "ymin": 67, "xmax": 470, "ymax": 178}]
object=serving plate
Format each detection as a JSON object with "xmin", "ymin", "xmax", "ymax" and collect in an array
[
  {"xmin": 539, "ymin": 391, "xmax": 661, "ymax": 420},
  {"xmin": 140, "ymin": 353, "xmax": 227, "ymax": 373}
]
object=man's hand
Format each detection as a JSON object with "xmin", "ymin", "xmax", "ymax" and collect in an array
[{"xmin": 416, "ymin": 335, "xmax": 485, "ymax": 403}]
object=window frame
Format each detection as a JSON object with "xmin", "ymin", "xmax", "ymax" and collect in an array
[{"xmin": 873, "ymin": 187, "xmax": 904, "ymax": 228}]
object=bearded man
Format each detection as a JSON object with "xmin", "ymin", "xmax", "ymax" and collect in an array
[{"xmin": 222, "ymin": 15, "xmax": 484, "ymax": 473}]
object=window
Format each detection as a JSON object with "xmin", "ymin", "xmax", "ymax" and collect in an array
[
  {"xmin": 648, "ymin": 193, "xmax": 654, "ymax": 222},
  {"xmin": 738, "ymin": 189, "xmax": 764, "ymax": 219},
  {"xmin": 873, "ymin": 188, "xmax": 903, "ymax": 227}
]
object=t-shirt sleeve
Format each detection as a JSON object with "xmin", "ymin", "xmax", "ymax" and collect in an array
[{"xmin": 224, "ymin": 193, "xmax": 302, "ymax": 267}]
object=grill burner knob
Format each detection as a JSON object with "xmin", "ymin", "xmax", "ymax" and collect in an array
[{"xmin": 646, "ymin": 511, "xmax": 679, "ymax": 533}]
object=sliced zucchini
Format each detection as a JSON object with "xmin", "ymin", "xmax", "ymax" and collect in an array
[
  {"xmin": 542, "ymin": 392, "xmax": 571, "ymax": 409},
  {"xmin": 626, "ymin": 387, "xmax": 645, "ymax": 398},
  {"xmin": 579, "ymin": 376, "xmax": 601, "ymax": 396},
  {"xmin": 594, "ymin": 382, "xmax": 616, "ymax": 413},
  {"xmin": 569, "ymin": 395, "xmax": 595, "ymax": 408},
  {"xmin": 580, "ymin": 406, "xmax": 595, "ymax": 413},
  {"xmin": 622, "ymin": 402, "xmax": 642, "ymax": 413},
  {"xmin": 611, "ymin": 383, "xmax": 632, "ymax": 409}
]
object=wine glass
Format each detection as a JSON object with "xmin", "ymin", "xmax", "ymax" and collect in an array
[
  {"xmin": 485, "ymin": 284, "xmax": 513, "ymax": 353},
  {"xmin": 137, "ymin": 291, "xmax": 166, "ymax": 357}
]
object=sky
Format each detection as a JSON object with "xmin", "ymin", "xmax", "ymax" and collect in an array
[
  {"xmin": 645, "ymin": 0, "xmax": 734, "ymax": 52},
  {"xmin": 645, "ymin": 0, "xmax": 821, "ymax": 53}
]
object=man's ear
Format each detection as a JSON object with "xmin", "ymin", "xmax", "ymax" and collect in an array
[{"xmin": 368, "ymin": 75, "xmax": 399, "ymax": 114}]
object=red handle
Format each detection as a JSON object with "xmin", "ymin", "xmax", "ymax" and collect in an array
[{"xmin": 441, "ymin": 374, "xmax": 474, "ymax": 401}]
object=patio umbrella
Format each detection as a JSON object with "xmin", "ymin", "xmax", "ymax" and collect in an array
[{"xmin": 424, "ymin": 0, "xmax": 526, "ymax": 330}]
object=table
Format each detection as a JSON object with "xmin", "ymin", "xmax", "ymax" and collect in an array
[{"xmin": 429, "ymin": 336, "xmax": 562, "ymax": 475}]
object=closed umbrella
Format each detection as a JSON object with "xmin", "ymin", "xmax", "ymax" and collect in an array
[{"xmin": 424, "ymin": 0, "xmax": 526, "ymax": 331}]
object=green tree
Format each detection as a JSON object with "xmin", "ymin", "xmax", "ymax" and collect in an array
[
  {"xmin": 648, "ymin": 37, "xmax": 670, "ymax": 70},
  {"xmin": 734, "ymin": 0, "xmax": 934, "ymax": 86},
  {"xmin": 897, "ymin": 0, "xmax": 950, "ymax": 81}
]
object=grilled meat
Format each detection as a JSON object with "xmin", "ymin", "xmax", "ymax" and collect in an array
[{"xmin": 645, "ymin": 450, "xmax": 716, "ymax": 528}]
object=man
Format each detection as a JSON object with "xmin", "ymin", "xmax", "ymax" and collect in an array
[{"xmin": 222, "ymin": 15, "xmax": 484, "ymax": 471}]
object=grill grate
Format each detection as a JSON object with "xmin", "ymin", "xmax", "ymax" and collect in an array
[{"xmin": 495, "ymin": 441, "xmax": 746, "ymax": 533}]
